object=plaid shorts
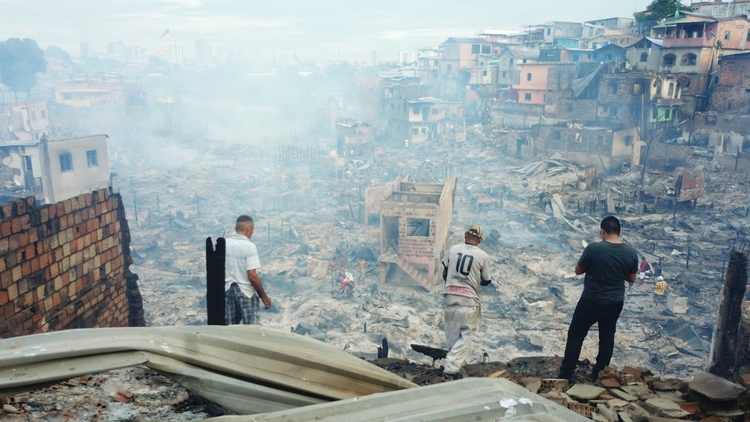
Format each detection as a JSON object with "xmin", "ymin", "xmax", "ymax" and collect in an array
[{"xmin": 225, "ymin": 283, "xmax": 260, "ymax": 325}]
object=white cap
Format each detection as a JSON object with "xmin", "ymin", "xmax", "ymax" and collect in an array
[{"xmin": 657, "ymin": 276, "xmax": 664, "ymax": 281}]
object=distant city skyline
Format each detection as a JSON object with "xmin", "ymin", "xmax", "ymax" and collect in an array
[{"xmin": 0, "ymin": 0, "xmax": 669, "ymax": 61}]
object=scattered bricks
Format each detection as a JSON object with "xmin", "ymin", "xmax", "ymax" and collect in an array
[
  {"xmin": 622, "ymin": 366, "xmax": 647, "ymax": 379},
  {"xmin": 112, "ymin": 389, "xmax": 134, "ymax": 403},
  {"xmin": 540, "ymin": 379, "xmax": 569, "ymax": 394},
  {"xmin": 567, "ymin": 401, "xmax": 595, "ymax": 418},
  {"xmin": 600, "ymin": 377, "xmax": 621, "ymax": 388},
  {"xmin": 679, "ymin": 402, "xmax": 700, "ymax": 415},
  {"xmin": 7, "ymin": 283, "xmax": 17, "ymax": 301}
]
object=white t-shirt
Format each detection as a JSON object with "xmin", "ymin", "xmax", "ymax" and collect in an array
[
  {"xmin": 442, "ymin": 243, "xmax": 491, "ymax": 303},
  {"xmin": 224, "ymin": 233, "xmax": 261, "ymax": 299}
]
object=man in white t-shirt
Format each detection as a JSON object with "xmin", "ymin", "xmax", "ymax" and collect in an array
[
  {"xmin": 441, "ymin": 224, "xmax": 492, "ymax": 378},
  {"xmin": 225, "ymin": 215, "xmax": 271, "ymax": 325}
]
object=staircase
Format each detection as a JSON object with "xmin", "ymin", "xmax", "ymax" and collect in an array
[{"xmin": 396, "ymin": 256, "xmax": 438, "ymax": 293}]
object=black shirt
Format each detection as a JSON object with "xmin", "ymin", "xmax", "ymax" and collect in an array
[{"xmin": 577, "ymin": 241, "xmax": 638, "ymax": 304}]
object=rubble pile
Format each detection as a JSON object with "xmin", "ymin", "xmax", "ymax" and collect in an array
[{"xmin": 107, "ymin": 132, "xmax": 749, "ymax": 381}]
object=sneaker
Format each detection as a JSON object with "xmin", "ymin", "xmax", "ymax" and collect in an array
[{"xmin": 442, "ymin": 368, "xmax": 465, "ymax": 380}]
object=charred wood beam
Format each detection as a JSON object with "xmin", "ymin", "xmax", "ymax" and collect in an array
[
  {"xmin": 708, "ymin": 247, "xmax": 748, "ymax": 380},
  {"xmin": 206, "ymin": 237, "xmax": 226, "ymax": 325}
]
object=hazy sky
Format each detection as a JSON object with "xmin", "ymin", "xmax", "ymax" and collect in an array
[{"xmin": 0, "ymin": 0, "xmax": 678, "ymax": 61}]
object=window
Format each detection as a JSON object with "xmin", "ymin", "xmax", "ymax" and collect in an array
[
  {"xmin": 725, "ymin": 31, "xmax": 731, "ymax": 40},
  {"xmin": 527, "ymin": 73, "xmax": 532, "ymax": 81},
  {"xmin": 663, "ymin": 54, "xmax": 676, "ymax": 66},
  {"xmin": 546, "ymin": 28, "xmax": 552, "ymax": 35},
  {"xmin": 30, "ymin": 111, "xmax": 36, "ymax": 120},
  {"xmin": 431, "ymin": 108, "xmax": 438, "ymax": 115},
  {"xmin": 652, "ymin": 108, "xmax": 659, "ymax": 120},
  {"xmin": 471, "ymin": 44, "xmax": 480, "ymax": 54},
  {"xmin": 502, "ymin": 71, "xmax": 507, "ymax": 77},
  {"xmin": 682, "ymin": 53, "xmax": 697, "ymax": 65},
  {"xmin": 522, "ymin": 59, "xmax": 527, "ymax": 64},
  {"xmin": 59, "ymin": 153, "xmax": 72, "ymax": 172},
  {"xmin": 446, "ymin": 64, "xmax": 452, "ymax": 72},
  {"xmin": 509, "ymin": 58, "xmax": 514, "ymax": 65},
  {"xmin": 41, "ymin": 110, "xmax": 46, "ymax": 119},
  {"xmin": 412, "ymin": 104, "xmax": 420, "ymax": 114},
  {"xmin": 482, "ymin": 70, "xmax": 488, "ymax": 76},
  {"xmin": 411, "ymin": 128, "xmax": 419, "ymax": 135},
  {"xmin": 406, "ymin": 218, "xmax": 429, "ymax": 236},
  {"xmin": 608, "ymin": 83, "xmax": 618, "ymax": 94},
  {"xmin": 63, "ymin": 93, "xmax": 72, "ymax": 100},
  {"xmin": 420, "ymin": 128, "xmax": 427, "ymax": 135},
  {"xmin": 640, "ymin": 52, "xmax": 649, "ymax": 62},
  {"xmin": 524, "ymin": 93, "xmax": 532, "ymax": 101},
  {"xmin": 624, "ymin": 135, "xmax": 633, "ymax": 146},
  {"xmin": 22, "ymin": 156, "xmax": 32, "ymax": 172},
  {"xmin": 572, "ymin": 54, "xmax": 580, "ymax": 62},
  {"xmin": 668, "ymin": 82, "xmax": 675, "ymax": 96},
  {"xmin": 747, "ymin": 29, "xmax": 750, "ymax": 41},
  {"xmin": 552, "ymin": 131, "xmax": 561, "ymax": 140},
  {"xmin": 481, "ymin": 45, "xmax": 491, "ymax": 54},
  {"xmin": 86, "ymin": 150, "xmax": 98, "ymax": 167}
]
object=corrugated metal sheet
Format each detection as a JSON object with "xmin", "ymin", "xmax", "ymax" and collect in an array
[
  {"xmin": 208, "ymin": 378, "xmax": 592, "ymax": 422},
  {"xmin": 0, "ymin": 325, "xmax": 415, "ymax": 414}
]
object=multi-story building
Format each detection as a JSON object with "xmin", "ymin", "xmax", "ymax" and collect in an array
[
  {"xmin": 626, "ymin": 37, "xmax": 664, "ymax": 71},
  {"xmin": 690, "ymin": 1, "xmax": 750, "ymax": 18},
  {"xmin": 106, "ymin": 41, "xmax": 128, "ymax": 62},
  {"xmin": 496, "ymin": 47, "xmax": 540, "ymax": 88},
  {"xmin": 439, "ymin": 37, "xmax": 490, "ymax": 78},
  {"xmin": 651, "ymin": 13, "xmax": 750, "ymax": 112},
  {"xmin": 544, "ymin": 21, "xmax": 584, "ymax": 48},
  {"xmin": 0, "ymin": 134, "xmax": 110, "ymax": 205}
]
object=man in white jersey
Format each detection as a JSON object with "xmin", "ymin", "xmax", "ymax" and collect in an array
[
  {"xmin": 441, "ymin": 224, "xmax": 492, "ymax": 378},
  {"xmin": 225, "ymin": 215, "xmax": 272, "ymax": 325}
]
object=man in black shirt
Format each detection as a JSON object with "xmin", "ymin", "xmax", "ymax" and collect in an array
[{"xmin": 558, "ymin": 216, "xmax": 638, "ymax": 382}]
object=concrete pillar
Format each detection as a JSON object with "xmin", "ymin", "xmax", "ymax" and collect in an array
[{"xmin": 708, "ymin": 249, "xmax": 748, "ymax": 380}]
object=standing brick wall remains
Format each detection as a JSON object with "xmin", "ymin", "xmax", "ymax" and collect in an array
[{"xmin": 0, "ymin": 188, "xmax": 144, "ymax": 338}]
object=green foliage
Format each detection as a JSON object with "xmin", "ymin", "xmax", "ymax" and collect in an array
[
  {"xmin": 635, "ymin": 0, "xmax": 691, "ymax": 33},
  {"xmin": 0, "ymin": 38, "xmax": 47, "ymax": 97}
]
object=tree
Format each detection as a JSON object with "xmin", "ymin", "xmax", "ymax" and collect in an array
[
  {"xmin": 634, "ymin": 0, "xmax": 691, "ymax": 34},
  {"xmin": 0, "ymin": 38, "xmax": 46, "ymax": 102}
]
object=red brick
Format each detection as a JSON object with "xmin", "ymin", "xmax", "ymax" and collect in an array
[
  {"xmin": 0, "ymin": 290, "xmax": 8, "ymax": 306},
  {"xmin": 63, "ymin": 200, "xmax": 72, "ymax": 215},
  {"xmin": 28, "ymin": 227, "xmax": 38, "ymax": 243},
  {"xmin": 11, "ymin": 218, "xmax": 22, "ymax": 234},
  {"xmin": 30, "ymin": 257, "xmax": 40, "ymax": 273},
  {"xmin": 18, "ymin": 232, "xmax": 29, "ymax": 247},
  {"xmin": 1, "ymin": 272, "xmax": 12, "ymax": 290},
  {"xmin": 52, "ymin": 292, "xmax": 61, "ymax": 307},
  {"xmin": 55, "ymin": 202, "xmax": 64, "ymax": 217},
  {"xmin": 48, "ymin": 204, "xmax": 57, "ymax": 219},
  {"xmin": 21, "ymin": 261, "xmax": 31, "ymax": 276},
  {"xmin": 24, "ymin": 244, "xmax": 36, "ymax": 260}
]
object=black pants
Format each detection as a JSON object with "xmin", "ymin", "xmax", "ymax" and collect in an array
[{"xmin": 559, "ymin": 299, "xmax": 624, "ymax": 379}]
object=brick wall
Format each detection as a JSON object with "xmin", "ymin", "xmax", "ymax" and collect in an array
[{"xmin": 0, "ymin": 189, "xmax": 144, "ymax": 338}]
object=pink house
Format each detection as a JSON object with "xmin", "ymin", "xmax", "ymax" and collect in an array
[{"xmin": 512, "ymin": 63, "xmax": 557, "ymax": 105}]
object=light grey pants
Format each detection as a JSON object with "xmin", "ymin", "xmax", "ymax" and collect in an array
[{"xmin": 443, "ymin": 304, "xmax": 481, "ymax": 374}]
